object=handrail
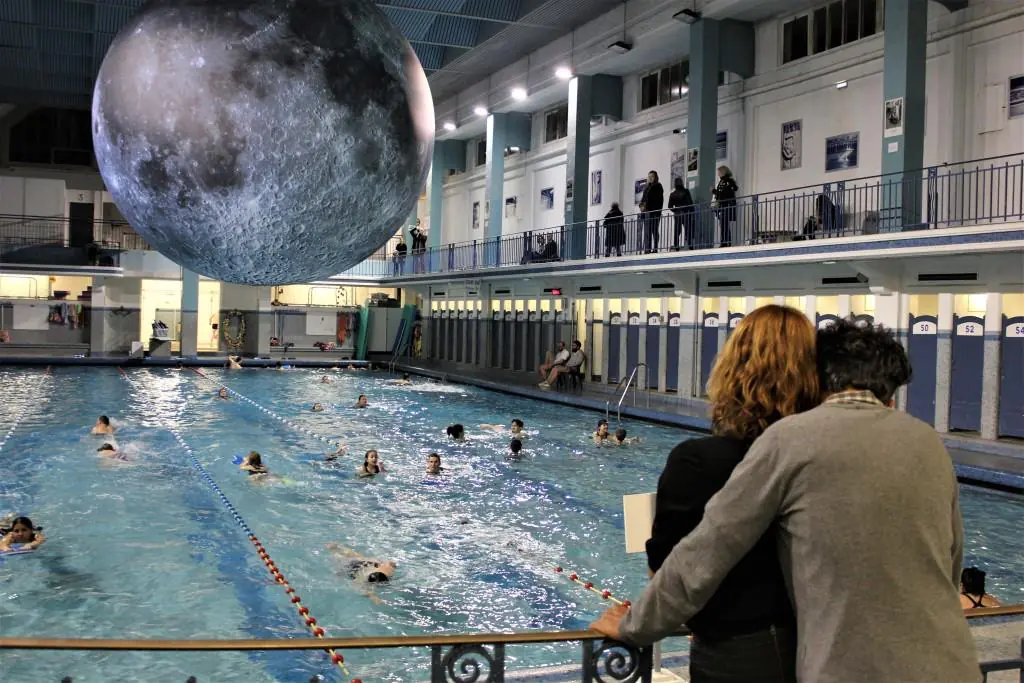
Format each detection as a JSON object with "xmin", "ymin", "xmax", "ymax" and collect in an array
[{"xmin": 606, "ymin": 362, "xmax": 650, "ymax": 422}]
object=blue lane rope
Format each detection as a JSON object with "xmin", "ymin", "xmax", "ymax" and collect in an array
[
  {"xmin": 190, "ymin": 369, "xmax": 344, "ymax": 452},
  {"xmin": 117, "ymin": 368, "xmax": 357, "ymax": 681}
]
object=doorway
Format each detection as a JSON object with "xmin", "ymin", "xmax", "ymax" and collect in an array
[{"xmin": 68, "ymin": 202, "xmax": 94, "ymax": 248}]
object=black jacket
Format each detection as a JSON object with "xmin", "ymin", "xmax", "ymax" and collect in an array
[
  {"xmin": 640, "ymin": 181, "xmax": 664, "ymax": 212},
  {"xmin": 712, "ymin": 175, "xmax": 739, "ymax": 205},
  {"xmin": 668, "ymin": 187, "xmax": 694, "ymax": 214},
  {"xmin": 646, "ymin": 435, "xmax": 795, "ymax": 641},
  {"xmin": 603, "ymin": 208, "xmax": 625, "ymax": 246}
]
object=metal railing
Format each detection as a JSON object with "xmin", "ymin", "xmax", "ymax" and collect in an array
[
  {"xmin": 607, "ymin": 362, "xmax": 650, "ymax": 422},
  {"xmin": 339, "ymin": 152, "xmax": 1024, "ymax": 279}
]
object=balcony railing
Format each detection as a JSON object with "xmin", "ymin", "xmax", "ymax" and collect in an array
[
  {"xmin": 0, "ymin": 214, "xmax": 150, "ymax": 267},
  {"xmin": 366, "ymin": 152, "xmax": 1024, "ymax": 279}
]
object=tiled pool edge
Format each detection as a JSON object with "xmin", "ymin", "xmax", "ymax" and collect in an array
[{"xmin": 397, "ymin": 364, "xmax": 1024, "ymax": 494}]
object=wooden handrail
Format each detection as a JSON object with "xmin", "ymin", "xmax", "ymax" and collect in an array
[{"xmin": 0, "ymin": 605, "xmax": 1020, "ymax": 652}]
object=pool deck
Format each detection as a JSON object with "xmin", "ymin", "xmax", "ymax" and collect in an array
[{"xmin": 395, "ymin": 359, "xmax": 1024, "ymax": 493}]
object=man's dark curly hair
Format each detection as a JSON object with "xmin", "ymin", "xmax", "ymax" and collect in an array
[{"xmin": 816, "ymin": 317, "xmax": 912, "ymax": 403}]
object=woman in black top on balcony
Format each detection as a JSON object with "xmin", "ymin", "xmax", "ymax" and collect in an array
[
  {"xmin": 646, "ymin": 304, "xmax": 820, "ymax": 683},
  {"xmin": 711, "ymin": 165, "xmax": 739, "ymax": 247},
  {"xmin": 639, "ymin": 170, "xmax": 664, "ymax": 253}
]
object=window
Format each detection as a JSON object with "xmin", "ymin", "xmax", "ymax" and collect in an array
[
  {"xmin": 637, "ymin": 59, "xmax": 724, "ymax": 112},
  {"xmin": 476, "ymin": 138, "xmax": 486, "ymax": 166},
  {"xmin": 544, "ymin": 105, "xmax": 568, "ymax": 143},
  {"xmin": 782, "ymin": 0, "xmax": 882, "ymax": 64}
]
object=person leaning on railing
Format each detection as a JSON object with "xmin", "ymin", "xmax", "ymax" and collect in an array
[
  {"xmin": 668, "ymin": 177, "xmax": 695, "ymax": 251},
  {"xmin": 603, "ymin": 203, "xmax": 626, "ymax": 257},
  {"xmin": 639, "ymin": 170, "xmax": 664, "ymax": 253},
  {"xmin": 711, "ymin": 166, "xmax": 738, "ymax": 247}
]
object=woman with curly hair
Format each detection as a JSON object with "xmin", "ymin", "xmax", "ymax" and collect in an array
[{"xmin": 644, "ymin": 304, "xmax": 819, "ymax": 683}]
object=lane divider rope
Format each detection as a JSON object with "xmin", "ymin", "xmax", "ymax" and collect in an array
[
  {"xmin": 117, "ymin": 368, "xmax": 360, "ymax": 682},
  {"xmin": 189, "ymin": 368, "xmax": 344, "ymax": 452},
  {"xmin": 507, "ymin": 543, "xmax": 629, "ymax": 607},
  {"xmin": 0, "ymin": 367, "xmax": 52, "ymax": 453}
]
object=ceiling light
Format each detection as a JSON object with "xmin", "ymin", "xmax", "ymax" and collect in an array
[
  {"xmin": 835, "ymin": 80, "xmax": 848, "ymax": 89},
  {"xmin": 822, "ymin": 260, "xmax": 836, "ymax": 265},
  {"xmin": 607, "ymin": 40, "xmax": 632, "ymax": 54},
  {"xmin": 672, "ymin": 127, "xmax": 687, "ymax": 135},
  {"xmin": 442, "ymin": 121, "xmax": 456, "ymax": 132},
  {"xmin": 508, "ymin": 146, "xmax": 521, "ymax": 153},
  {"xmin": 672, "ymin": 8, "xmax": 701, "ymax": 24},
  {"xmin": 511, "ymin": 87, "xmax": 527, "ymax": 101},
  {"xmin": 474, "ymin": 105, "xmax": 488, "ymax": 117},
  {"xmin": 555, "ymin": 66, "xmax": 573, "ymax": 80}
]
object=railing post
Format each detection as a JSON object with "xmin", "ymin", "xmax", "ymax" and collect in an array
[
  {"xmin": 431, "ymin": 643, "xmax": 505, "ymax": 682},
  {"xmin": 926, "ymin": 167, "xmax": 938, "ymax": 226},
  {"xmin": 750, "ymin": 194, "xmax": 760, "ymax": 245},
  {"xmin": 582, "ymin": 639, "xmax": 653, "ymax": 683},
  {"xmin": 472, "ymin": 240, "xmax": 478, "ymax": 270}
]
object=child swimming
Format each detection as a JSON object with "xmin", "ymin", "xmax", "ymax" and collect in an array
[
  {"xmin": 97, "ymin": 443, "xmax": 130, "ymax": 461},
  {"xmin": 240, "ymin": 451, "xmax": 268, "ymax": 476},
  {"xmin": 357, "ymin": 450, "xmax": 384, "ymax": 478},
  {"xmin": 0, "ymin": 516, "xmax": 45, "ymax": 551},
  {"xmin": 91, "ymin": 415, "xmax": 115, "ymax": 435}
]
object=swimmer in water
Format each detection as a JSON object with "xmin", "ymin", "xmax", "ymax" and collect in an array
[
  {"xmin": 960, "ymin": 567, "xmax": 1002, "ymax": 609},
  {"xmin": 325, "ymin": 443, "xmax": 347, "ymax": 461},
  {"xmin": 613, "ymin": 428, "xmax": 639, "ymax": 445},
  {"xmin": 217, "ymin": 388, "xmax": 230, "ymax": 400},
  {"xmin": 357, "ymin": 449, "xmax": 383, "ymax": 478},
  {"xmin": 325, "ymin": 543, "xmax": 395, "ymax": 603},
  {"xmin": 593, "ymin": 419, "xmax": 610, "ymax": 443},
  {"xmin": 321, "ymin": 375, "xmax": 331, "ymax": 384},
  {"xmin": 446, "ymin": 424, "xmax": 465, "ymax": 441},
  {"xmin": 481, "ymin": 418, "xmax": 525, "ymax": 436},
  {"xmin": 354, "ymin": 394, "xmax": 369, "ymax": 408},
  {"xmin": 91, "ymin": 415, "xmax": 115, "ymax": 435},
  {"xmin": 175, "ymin": 361, "xmax": 185, "ymax": 372},
  {"xmin": 97, "ymin": 443, "xmax": 129, "ymax": 461},
  {"xmin": 507, "ymin": 438, "xmax": 524, "ymax": 460},
  {"xmin": 389, "ymin": 373, "xmax": 412, "ymax": 386},
  {"xmin": 426, "ymin": 453, "xmax": 443, "ymax": 474},
  {"xmin": 0, "ymin": 516, "xmax": 45, "ymax": 551},
  {"xmin": 240, "ymin": 451, "xmax": 268, "ymax": 476},
  {"xmin": 226, "ymin": 355, "xmax": 243, "ymax": 369},
  {"xmin": 311, "ymin": 403, "xmax": 325, "ymax": 412}
]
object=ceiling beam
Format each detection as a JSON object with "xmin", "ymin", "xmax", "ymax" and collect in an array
[
  {"xmin": 410, "ymin": 37, "xmax": 475, "ymax": 50},
  {"xmin": 375, "ymin": 2, "xmax": 556, "ymax": 29}
]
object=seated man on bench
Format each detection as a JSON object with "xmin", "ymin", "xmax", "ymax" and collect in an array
[
  {"xmin": 537, "ymin": 340, "xmax": 569, "ymax": 379},
  {"xmin": 540, "ymin": 340, "xmax": 585, "ymax": 389}
]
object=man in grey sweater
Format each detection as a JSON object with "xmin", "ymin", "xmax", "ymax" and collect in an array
[{"xmin": 592, "ymin": 318, "xmax": 979, "ymax": 682}]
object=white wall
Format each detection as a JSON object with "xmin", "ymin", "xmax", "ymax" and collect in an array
[
  {"xmin": 435, "ymin": 2, "xmax": 1024, "ymax": 235},
  {"xmin": 0, "ymin": 176, "xmax": 65, "ymax": 216}
]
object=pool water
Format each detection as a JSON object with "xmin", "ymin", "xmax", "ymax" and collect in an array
[{"xmin": 0, "ymin": 366, "xmax": 1021, "ymax": 682}]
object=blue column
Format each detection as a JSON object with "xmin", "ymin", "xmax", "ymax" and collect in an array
[
  {"xmin": 427, "ymin": 140, "xmax": 467, "ymax": 251},
  {"xmin": 565, "ymin": 76, "xmax": 593, "ymax": 260},
  {"xmin": 881, "ymin": 0, "xmax": 928, "ymax": 229},
  {"xmin": 688, "ymin": 19, "xmax": 721, "ymax": 205},
  {"xmin": 180, "ymin": 268, "xmax": 199, "ymax": 357}
]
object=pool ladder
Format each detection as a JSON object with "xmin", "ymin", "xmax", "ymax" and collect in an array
[{"xmin": 606, "ymin": 363, "xmax": 650, "ymax": 422}]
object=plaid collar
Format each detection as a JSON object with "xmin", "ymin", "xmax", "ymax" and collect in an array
[{"xmin": 825, "ymin": 390, "xmax": 884, "ymax": 407}]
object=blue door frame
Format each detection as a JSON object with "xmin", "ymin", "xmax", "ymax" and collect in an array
[
  {"xmin": 906, "ymin": 315, "xmax": 938, "ymax": 425},
  {"xmin": 700, "ymin": 313, "xmax": 719, "ymax": 396},
  {"xmin": 950, "ymin": 315, "xmax": 984, "ymax": 431},
  {"xmin": 998, "ymin": 316, "xmax": 1024, "ymax": 438}
]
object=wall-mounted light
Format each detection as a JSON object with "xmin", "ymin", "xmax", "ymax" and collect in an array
[
  {"xmin": 555, "ymin": 66, "xmax": 573, "ymax": 80},
  {"xmin": 507, "ymin": 146, "xmax": 521, "ymax": 153},
  {"xmin": 473, "ymin": 105, "xmax": 488, "ymax": 117},
  {"xmin": 672, "ymin": 127, "xmax": 687, "ymax": 135},
  {"xmin": 442, "ymin": 121, "xmax": 457, "ymax": 132},
  {"xmin": 607, "ymin": 40, "xmax": 632, "ymax": 54},
  {"xmin": 510, "ymin": 87, "xmax": 527, "ymax": 101},
  {"xmin": 835, "ymin": 80, "xmax": 848, "ymax": 89}
]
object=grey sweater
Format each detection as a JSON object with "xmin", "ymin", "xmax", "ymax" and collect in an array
[{"xmin": 620, "ymin": 401, "xmax": 980, "ymax": 683}]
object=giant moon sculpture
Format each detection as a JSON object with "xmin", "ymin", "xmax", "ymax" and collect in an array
[{"xmin": 92, "ymin": 0, "xmax": 434, "ymax": 285}]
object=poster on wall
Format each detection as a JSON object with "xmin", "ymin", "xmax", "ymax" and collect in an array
[
  {"xmin": 670, "ymin": 148, "xmax": 687, "ymax": 185},
  {"xmin": 471, "ymin": 201, "xmax": 480, "ymax": 230},
  {"xmin": 686, "ymin": 147, "xmax": 699, "ymax": 180},
  {"xmin": 566, "ymin": 180, "xmax": 574, "ymax": 201},
  {"xmin": 884, "ymin": 96, "xmax": 904, "ymax": 137},
  {"xmin": 504, "ymin": 196, "xmax": 518, "ymax": 218},
  {"xmin": 716, "ymin": 131, "xmax": 728, "ymax": 161},
  {"xmin": 1009, "ymin": 74, "xmax": 1024, "ymax": 119},
  {"xmin": 825, "ymin": 132, "xmax": 859, "ymax": 172},
  {"xmin": 590, "ymin": 170, "xmax": 602, "ymax": 205},
  {"xmin": 781, "ymin": 120, "xmax": 802, "ymax": 170},
  {"xmin": 540, "ymin": 187, "xmax": 555, "ymax": 210},
  {"xmin": 633, "ymin": 179, "xmax": 647, "ymax": 205}
]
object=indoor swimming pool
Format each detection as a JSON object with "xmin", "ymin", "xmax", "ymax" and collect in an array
[{"xmin": 0, "ymin": 366, "xmax": 1022, "ymax": 682}]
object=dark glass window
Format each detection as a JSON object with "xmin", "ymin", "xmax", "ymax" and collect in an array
[
  {"xmin": 640, "ymin": 73, "xmax": 660, "ymax": 110},
  {"xmin": 812, "ymin": 8, "xmax": 828, "ymax": 53},
  {"xmin": 782, "ymin": 15, "xmax": 809, "ymax": 63},
  {"xmin": 827, "ymin": 2, "xmax": 843, "ymax": 49},
  {"xmin": 669, "ymin": 62, "xmax": 684, "ymax": 100},
  {"xmin": 658, "ymin": 67, "xmax": 673, "ymax": 104},
  {"xmin": 476, "ymin": 139, "xmax": 486, "ymax": 166},
  {"xmin": 843, "ymin": 0, "xmax": 861, "ymax": 43},
  {"xmin": 862, "ymin": 0, "xmax": 878, "ymax": 37},
  {"xmin": 544, "ymin": 106, "xmax": 568, "ymax": 142}
]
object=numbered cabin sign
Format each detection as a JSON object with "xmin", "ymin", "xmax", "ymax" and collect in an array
[
  {"xmin": 648, "ymin": 313, "xmax": 662, "ymax": 326},
  {"xmin": 609, "ymin": 312, "xmax": 623, "ymax": 325},
  {"xmin": 704, "ymin": 315, "xmax": 719, "ymax": 328},
  {"xmin": 668, "ymin": 314, "xmax": 681, "ymax": 327},
  {"xmin": 729, "ymin": 316, "xmax": 743, "ymax": 328},
  {"xmin": 628, "ymin": 313, "xmax": 641, "ymax": 326},
  {"xmin": 492, "ymin": 312, "xmax": 502, "ymax": 321},
  {"xmin": 912, "ymin": 320, "xmax": 936, "ymax": 334},
  {"xmin": 1006, "ymin": 322, "xmax": 1024, "ymax": 338},
  {"xmin": 516, "ymin": 311, "xmax": 526, "ymax": 322},
  {"xmin": 504, "ymin": 312, "xmax": 514, "ymax": 321},
  {"xmin": 956, "ymin": 321, "xmax": 983, "ymax": 336}
]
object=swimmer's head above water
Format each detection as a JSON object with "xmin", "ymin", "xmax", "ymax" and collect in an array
[
  {"xmin": 311, "ymin": 403, "xmax": 324, "ymax": 412},
  {"xmin": 217, "ymin": 388, "xmax": 229, "ymax": 399},
  {"xmin": 446, "ymin": 424, "xmax": 465, "ymax": 440},
  {"xmin": 594, "ymin": 419, "xmax": 609, "ymax": 440},
  {"xmin": 510, "ymin": 419, "xmax": 524, "ymax": 434},
  {"xmin": 426, "ymin": 453, "xmax": 443, "ymax": 474},
  {"xmin": 354, "ymin": 394, "xmax": 368, "ymax": 408},
  {"xmin": 241, "ymin": 451, "xmax": 267, "ymax": 474}
]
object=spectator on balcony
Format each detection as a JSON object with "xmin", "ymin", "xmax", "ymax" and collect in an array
[
  {"xmin": 799, "ymin": 193, "xmax": 840, "ymax": 240},
  {"xmin": 410, "ymin": 220, "xmax": 427, "ymax": 272},
  {"xmin": 393, "ymin": 237, "xmax": 408, "ymax": 275},
  {"xmin": 603, "ymin": 203, "xmax": 626, "ymax": 257},
  {"xmin": 540, "ymin": 235, "xmax": 559, "ymax": 262},
  {"xmin": 668, "ymin": 177, "xmax": 695, "ymax": 250},
  {"xmin": 522, "ymin": 235, "xmax": 546, "ymax": 265},
  {"xmin": 712, "ymin": 165, "xmax": 739, "ymax": 247},
  {"xmin": 639, "ymin": 170, "xmax": 664, "ymax": 253}
]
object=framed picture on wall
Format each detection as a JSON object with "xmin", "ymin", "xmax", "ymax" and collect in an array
[
  {"xmin": 884, "ymin": 96, "xmax": 904, "ymax": 138},
  {"xmin": 825, "ymin": 132, "xmax": 859, "ymax": 172},
  {"xmin": 471, "ymin": 201, "xmax": 480, "ymax": 230},
  {"xmin": 716, "ymin": 131, "xmax": 728, "ymax": 161},
  {"xmin": 633, "ymin": 179, "xmax": 647, "ymax": 205},
  {"xmin": 540, "ymin": 187, "xmax": 555, "ymax": 210},
  {"xmin": 504, "ymin": 196, "xmax": 518, "ymax": 218},
  {"xmin": 781, "ymin": 120, "xmax": 802, "ymax": 170},
  {"xmin": 1009, "ymin": 74, "xmax": 1024, "ymax": 119},
  {"xmin": 590, "ymin": 170, "xmax": 602, "ymax": 205},
  {"xmin": 686, "ymin": 148, "xmax": 699, "ymax": 180},
  {"xmin": 670, "ymin": 149, "xmax": 687, "ymax": 186}
]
